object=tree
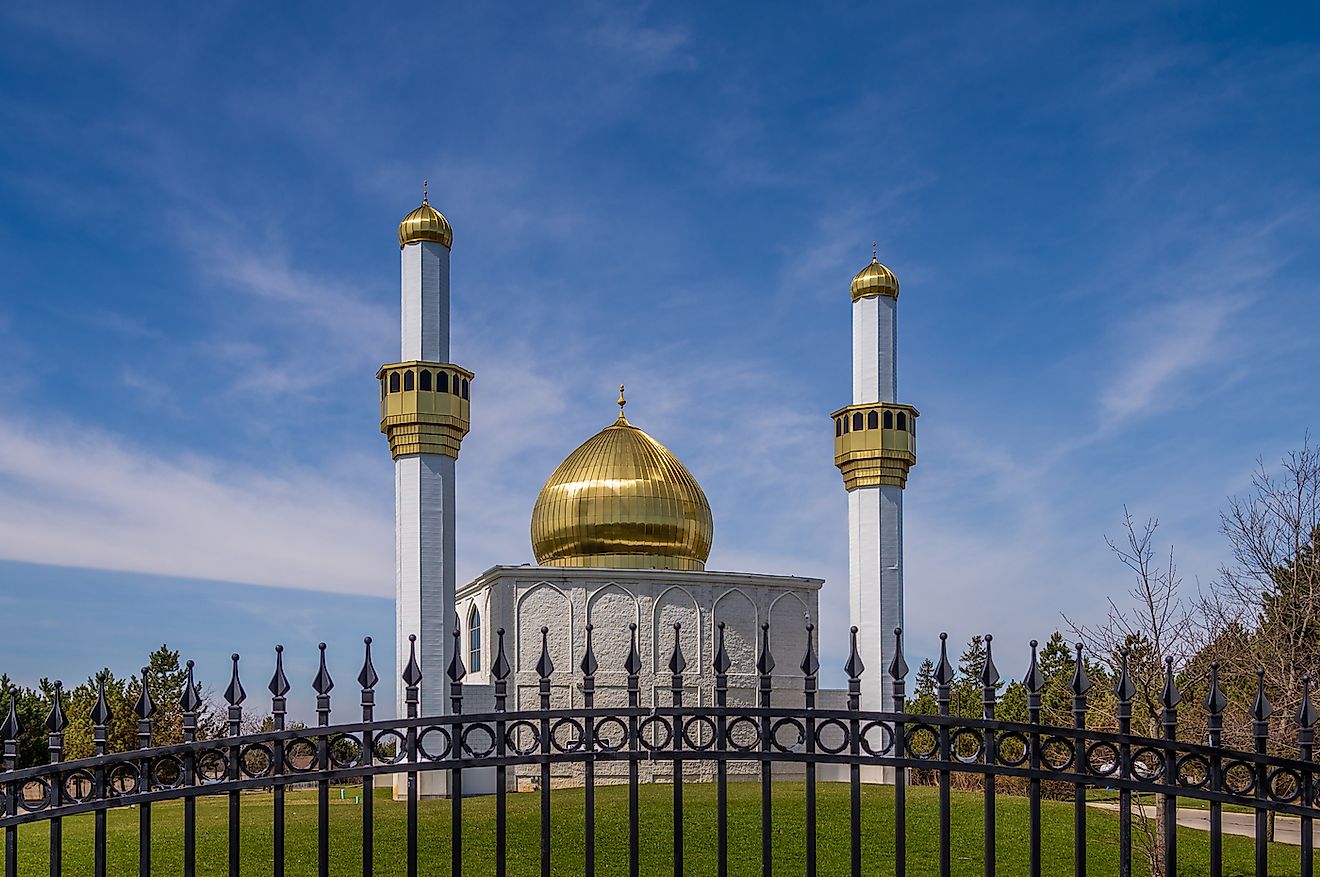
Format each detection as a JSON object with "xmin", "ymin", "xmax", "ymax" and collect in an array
[{"xmin": 908, "ymin": 658, "xmax": 937, "ymax": 715}]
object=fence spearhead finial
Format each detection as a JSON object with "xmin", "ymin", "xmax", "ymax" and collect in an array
[
  {"xmin": 844, "ymin": 625, "xmax": 864, "ymax": 680},
  {"xmin": 756, "ymin": 622, "xmax": 775, "ymax": 676},
  {"xmin": 1068, "ymin": 642, "xmax": 1092, "ymax": 696},
  {"xmin": 934, "ymin": 632, "xmax": 955, "ymax": 686},
  {"xmin": 980, "ymin": 634, "xmax": 1000, "ymax": 688},
  {"xmin": 1252, "ymin": 668, "xmax": 1273, "ymax": 723},
  {"xmin": 713, "ymin": 621, "xmax": 731, "ymax": 676},
  {"xmin": 46, "ymin": 681, "xmax": 67, "ymax": 734},
  {"xmin": 135, "ymin": 669, "xmax": 155, "ymax": 721},
  {"xmin": 1113, "ymin": 649, "xmax": 1136, "ymax": 703},
  {"xmin": 581, "ymin": 623, "xmax": 599, "ymax": 678},
  {"xmin": 1298, "ymin": 675, "xmax": 1319, "ymax": 729},
  {"xmin": 1204, "ymin": 661, "xmax": 1227, "ymax": 716},
  {"xmin": 491, "ymin": 628, "xmax": 511, "ymax": 681},
  {"xmin": 180, "ymin": 660, "xmax": 202, "ymax": 713},
  {"xmin": 887, "ymin": 627, "xmax": 908, "ymax": 681},
  {"xmin": 1161, "ymin": 656, "xmax": 1181, "ymax": 711},
  {"xmin": 447, "ymin": 624, "xmax": 467, "ymax": 684},
  {"xmin": 1024, "ymin": 640, "xmax": 1045, "ymax": 694},
  {"xmin": 358, "ymin": 637, "xmax": 379, "ymax": 691},
  {"xmin": 668, "ymin": 622, "xmax": 686, "ymax": 676},
  {"xmin": 312, "ymin": 642, "xmax": 334, "ymax": 695},
  {"xmin": 0, "ymin": 688, "xmax": 20, "ymax": 740},
  {"xmin": 625, "ymin": 622, "xmax": 642, "ymax": 676},
  {"xmin": 225, "ymin": 654, "xmax": 246, "ymax": 707},
  {"xmin": 403, "ymin": 634, "xmax": 423, "ymax": 687},
  {"xmin": 536, "ymin": 626, "xmax": 555, "ymax": 680},
  {"xmin": 269, "ymin": 644, "xmax": 290, "ymax": 698},
  {"xmin": 90, "ymin": 671, "xmax": 112, "ymax": 727},
  {"xmin": 802, "ymin": 623, "xmax": 821, "ymax": 678}
]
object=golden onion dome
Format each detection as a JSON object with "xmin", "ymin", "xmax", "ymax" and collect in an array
[
  {"xmin": 398, "ymin": 185, "xmax": 452, "ymax": 249},
  {"xmin": 530, "ymin": 388, "xmax": 714, "ymax": 571},
  {"xmin": 850, "ymin": 248, "xmax": 899, "ymax": 301}
]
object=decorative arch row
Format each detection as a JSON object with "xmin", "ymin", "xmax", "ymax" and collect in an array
[
  {"xmin": 835, "ymin": 408, "xmax": 915, "ymax": 437},
  {"xmin": 381, "ymin": 368, "xmax": 470, "ymax": 400}
]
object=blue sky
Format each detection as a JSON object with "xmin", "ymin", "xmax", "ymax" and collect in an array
[{"xmin": 1, "ymin": 3, "xmax": 1317, "ymax": 720}]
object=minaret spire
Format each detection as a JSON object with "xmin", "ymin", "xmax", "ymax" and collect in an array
[
  {"xmin": 834, "ymin": 243, "xmax": 916, "ymax": 785},
  {"xmin": 616, "ymin": 384, "xmax": 628, "ymax": 423}
]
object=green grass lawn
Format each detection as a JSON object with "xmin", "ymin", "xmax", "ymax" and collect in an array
[{"xmin": 7, "ymin": 781, "xmax": 1301, "ymax": 876}]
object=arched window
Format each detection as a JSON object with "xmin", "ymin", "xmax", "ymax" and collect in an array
[
  {"xmin": 389, "ymin": 372, "xmax": 400, "ymax": 393},
  {"xmin": 883, "ymin": 410, "xmax": 894, "ymax": 429},
  {"xmin": 403, "ymin": 370, "xmax": 415, "ymax": 391},
  {"xmin": 842, "ymin": 416, "xmax": 849, "ymax": 434},
  {"xmin": 452, "ymin": 374, "xmax": 461, "ymax": 395},
  {"xmin": 852, "ymin": 412, "xmax": 863, "ymax": 431},
  {"xmin": 867, "ymin": 410, "xmax": 879, "ymax": 430},
  {"xmin": 896, "ymin": 412, "xmax": 907, "ymax": 431},
  {"xmin": 835, "ymin": 418, "xmax": 842, "ymax": 437},
  {"xmin": 380, "ymin": 380, "xmax": 386, "ymax": 401},
  {"xmin": 419, "ymin": 370, "xmax": 432, "ymax": 391},
  {"xmin": 468, "ymin": 607, "xmax": 482, "ymax": 672},
  {"xmin": 910, "ymin": 418, "xmax": 916, "ymax": 436},
  {"xmin": 461, "ymin": 378, "xmax": 469, "ymax": 400},
  {"xmin": 437, "ymin": 371, "xmax": 449, "ymax": 393}
]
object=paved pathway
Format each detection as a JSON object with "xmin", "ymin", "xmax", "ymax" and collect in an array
[{"xmin": 1088, "ymin": 801, "xmax": 1303, "ymax": 846}]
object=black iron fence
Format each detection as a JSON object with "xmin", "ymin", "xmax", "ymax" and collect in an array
[{"xmin": 2, "ymin": 621, "xmax": 1318, "ymax": 877}]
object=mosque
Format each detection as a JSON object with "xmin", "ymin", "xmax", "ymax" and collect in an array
[{"xmin": 378, "ymin": 190, "xmax": 916, "ymax": 790}]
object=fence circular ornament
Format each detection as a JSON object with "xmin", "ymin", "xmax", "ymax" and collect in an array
[
  {"xmin": 1174, "ymin": 753, "xmax": 1210, "ymax": 789},
  {"xmin": 772, "ymin": 718, "xmax": 808, "ymax": 754},
  {"xmin": 726, "ymin": 717, "xmax": 762, "ymax": 753},
  {"xmin": 461, "ymin": 724, "xmax": 497, "ymax": 759},
  {"xmin": 814, "ymin": 718, "xmax": 851, "ymax": 755},
  {"xmin": 905, "ymin": 723, "xmax": 939, "ymax": 759},
  {"xmin": 329, "ymin": 733, "xmax": 364, "ymax": 769},
  {"xmin": 593, "ymin": 717, "xmax": 628, "ymax": 752},
  {"xmin": 1267, "ymin": 767, "xmax": 1301, "ymax": 803},
  {"xmin": 638, "ymin": 716, "xmax": 673, "ymax": 752},
  {"xmin": 196, "ymin": 750, "xmax": 229, "ymax": 782},
  {"xmin": 681, "ymin": 715, "xmax": 717, "ymax": 751},
  {"xmin": 504, "ymin": 720, "xmax": 541, "ymax": 756},
  {"xmin": 1085, "ymin": 741, "xmax": 1120, "ymax": 777},
  {"xmin": 285, "ymin": 738, "xmax": 319, "ymax": 773},
  {"xmin": 372, "ymin": 729, "xmax": 407, "ymax": 764},
  {"xmin": 951, "ymin": 728, "xmax": 985, "ymax": 764},
  {"xmin": 859, "ymin": 720, "xmax": 894, "ymax": 757},
  {"xmin": 1223, "ymin": 760, "xmax": 1257, "ymax": 796},
  {"xmin": 17, "ymin": 778, "xmax": 51, "ymax": 812},
  {"xmin": 1040, "ymin": 736, "xmax": 1074, "ymax": 771},
  {"xmin": 1130, "ymin": 746, "xmax": 1164, "ymax": 781},
  {"xmin": 239, "ymin": 743, "xmax": 274, "ymax": 778},
  {"xmin": 417, "ymin": 726, "xmax": 453, "ymax": 761},
  {"xmin": 995, "ymin": 731, "xmax": 1030, "ymax": 768},
  {"xmin": 109, "ymin": 762, "xmax": 142, "ymax": 795},
  {"xmin": 551, "ymin": 718, "xmax": 587, "ymax": 753},
  {"xmin": 150, "ymin": 755, "xmax": 184, "ymax": 788}
]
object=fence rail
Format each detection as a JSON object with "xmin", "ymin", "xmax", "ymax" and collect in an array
[{"xmin": 2, "ymin": 623, "xmax": 1318, "ymax": 877}]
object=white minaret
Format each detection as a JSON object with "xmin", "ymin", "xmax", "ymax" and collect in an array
[
  {"xmin": 833, "ymin": 246, "xmax": 917, "ymax": 726},
  {"xmin": 378, "ymin": 187, "xmax": 472, "ymax": 793}
]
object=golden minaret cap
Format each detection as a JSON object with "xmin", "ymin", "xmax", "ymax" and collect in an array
[
  {"xmin": 850, "ymin": 242, "xmax": 899, "ymax": 301},
  {"xmin": 530, "ymin": 389, "xmax": 714, "ymax": 571},
  {"xmin": 398, "ymin": 180, "xmax": 453, "ymax": 249}
]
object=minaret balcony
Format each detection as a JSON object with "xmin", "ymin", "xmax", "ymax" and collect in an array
[
  {"xmin": 831, "ymin": 402, "xmax": 918, "ymax": 489},
  {"xmin": 378, "ymin": 361, "xmax": 473, "ymax": 459}
]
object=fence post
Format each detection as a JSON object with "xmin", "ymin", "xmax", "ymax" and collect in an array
[
  {"xmin": 669, "ymin": 623, "xmax": 686, "ymax": 877},
  {"xmin": 757, "ymin": 622, "xmax": 775, "ymax": 877},
  {"xmin": 934, "ymin": 633, "xmax": 955, "ymax": 877},
  {"xmin": 581, "ymin": 624, "xmax": 599, "ymax": 877},
  {"xmin": 91, "ymin": 672, "xmax": 111, "ymax": 877},
  {"xmin": 225, "ymin": 655, "xmax": 247, "ymax": 877},
  {"xmin": 626, "ymin": 623, "xmax": 642, "ymax": 877},
  {"xmin": 888, "ymin": 628, "xmax": 909, "ymax": 877},
  {"xmin": 1251, "ymin": 669, "xmax": 1273, "ymax": 877},
  {"xmin": 313, "ymin": 644, "xmax": 334, "ymax": 877},
  {"xmin": 1298, "ymin": 675, "xmax": 1317, "ymax": 877},
  {"xmin": 1204, "ymin": 662, "xmax": 1227, "ymax": 877},
  {"xmin": 536, "ymin": 626, "xmax": 554, "ymax": 877},
  {"xmin": 135, "ymin": 670, "xmax": 155, "ymax": 877},
  {"xmin": 359, "ymin": 638, "xmax": 378, "ymax": 877},
  {"xmin": 3, "ymin": 688, "xmax": 21, "ymax": 877},
  {"xmin": 1024, "ymin": 642, "xmax": 1045, "ymax": 877},
  {"xmin": 1160, "ymin": 657, "xmax": 1181, "ymax": 877},
  {"xmin": 1113, "ymin": 651, "xmax": 1136, "ymax": 877},
  {"xmin": 269, "ymin": 646, "xmax": 290, "ymax": 877},
  {"xmin": 1069, "ymin": 643, "xmax": 1092, "ymax": 877},
  {"xmin": 180, "ymin": 660, "xmax": 201, "ymax": 877},
  {"xmin": 845, "ymin": 626, "xmax": 864, "ymax": 877},
  {"xmin": 449, "ymin": 624, "xmax": 467, "ymax": 877},
  {"xmin": 802, "ymin": 623, "xmax": 820, "ymax": 877},
  {"xmin": 403, "ymin": 635, "xmax": 422, "ymax": 877},
  {"xmin": 492, "ymin": 629, "xmax": 510, "ymax": 877},
  {"xmin": 46, "ymin": 682, "xmax": 66, "ymax": 876},
  {"xmin": 713, "ymin": 622, "xmax": 731, "ymax": 877},
  {"xmin": 981, "ymin": 635, "xmax": 1001, "ymax": 877}
]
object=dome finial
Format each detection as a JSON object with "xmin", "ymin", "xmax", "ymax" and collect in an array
[
  {"xmin": 872, "ymin": 240, "xmax": 878, "ymax": 262},
  {"xmin": 616, "ymin": 384, "xmax": 627, "ymax": 421},
  {"xmin": 423, "ymin": 179, "xmax": 428, "ymax": 203}
]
